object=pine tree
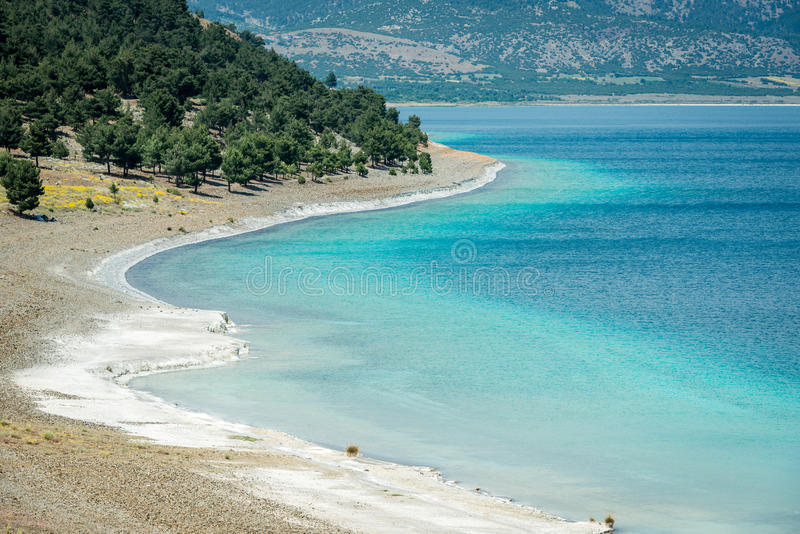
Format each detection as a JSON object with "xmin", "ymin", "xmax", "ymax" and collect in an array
[
  {"xmin": 324, "ymin": 72, "xmax": 337, "ymax": 89},
  {"xmin": 21, "ymin": 121, "xmax": 52, "ymax": 167},
  {"xmin": 1, "ymin": 158, "xmax": 44, "ymax": 213}
]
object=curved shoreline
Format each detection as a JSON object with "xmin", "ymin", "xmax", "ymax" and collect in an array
[
  {"xmin": 13, "ymin": 152, "xmax": 609, "ymax": 533},
  {"xmin": 94, "ymin": 160, "xmax": 506, "ymax": 302}
]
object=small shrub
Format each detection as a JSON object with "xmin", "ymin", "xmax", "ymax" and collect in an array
[
  {"xmin": 228, "ymin": 435, "xmax": 261, "ymax": 442},
  {"xmin": 166, "ymin": 187, "xmax": 183, "ymax": 197},
  {"xmin": 167, "ymin": 213, "xmax": 172, "ymax": 217},
  {"xmin": 109, "ymin": 182, "xmax": 119, "ymax": 203},
  {"xmin": 167, "ymin": 226, "xmax": 172, "ymax": 231},
  {"xmin": 325, "ymin": 177, "xmax": 332, "ymax": 182},
  {"xmin": 604, "ymin": 514, "xmax": 615, "ymax": 528},
  {"xmin": 227, "ymin": 217, "xmax": 234, "ymax": 223},
  {"xmin": 224, "ymin": 453, "xmax": 231, "ymax": 460},
  {"xmin": 153, "ymin": 195, "xmax": 159, "ymax": 203},
  {"xmin": 178, "ymin": 227, "xmax": 186, "ymax": 233},
  {"xmin": 43, "ymin": 431, "xmax": 54, "ymax": 440},
  {"xmin": 346, "ymin": 444, "xmax": 359, "ymax": 457},
  {"xmin": 93, "ymin": 226, "xmax": 98, "ymax": 231},
  {"xmin": 389, "ymin": 168, "xmax": 397, "ymax": 176},
  {"xmin": 297, "ymin": 176, "xmax": 306, "ymax": 184},
  {"xmin": 85, "ymin": 197, "xmax": 94, "ymax": 210}
]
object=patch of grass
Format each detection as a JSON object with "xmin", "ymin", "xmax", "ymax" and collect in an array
[
  {"xmin": 224, "ymin": 453, "xmax": 231, "ymax": 460},
  {"xmin": 228, "ymin": 435, "xmax": 261, "ymax": 442},
  {"xmin": 153, "ymin": 195, "xmax": 159, "ymax": 203},
  {"xmin": 93, "ymin": 226, "xmax": 99, "ymax": 231},
  {"xmin": 43, "ymin": 431, "xmax": 54, "ymax": 440},
  {"xmin": 166, "ymin": 227, "xmax": 172, "ymax": 231},
  {"xmin": 346, "ymin": 444, "xmax": 359, "ymax": 457},
  {"xmin": 178, "ymin": 227, "xmax": 187, "ymax": 233},
  {"xmin": 227, "ymin": 217, "xmax": 234, "ymax": 223},
  {"xmin": 390, "ymin": 493, "xmax": 403, "ymax": 497},
  {"xmin": 166, "ymin": 187, "xmax": 183, "ymax": 197}
]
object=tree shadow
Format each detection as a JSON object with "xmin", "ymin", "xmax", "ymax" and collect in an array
[{"xmin": 189, "ymin": 190, "xmax": 223, "ymax": 199}]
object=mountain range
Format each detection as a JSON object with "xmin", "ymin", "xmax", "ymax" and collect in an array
[{"xmin": 191, "ymin": 0, "xmax": 800, "ymax": 101}]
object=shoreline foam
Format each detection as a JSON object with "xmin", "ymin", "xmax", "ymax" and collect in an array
[{"xmin": 13, "ymin": 155, "xmax": 610, "ymax": 533}]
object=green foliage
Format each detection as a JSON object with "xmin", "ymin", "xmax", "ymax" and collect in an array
[
  {"xmin": 138, "ymin": 126, "xmax": 171, "ymax": 174},
  {"xmin": 356, "ymin": 162, "xmax": 368, "ymax": 176},
  {"xmin": 324, "ymin": 72, "xmax": 338, "ymax": 88},
  {"xmin": 85, "ymin": 197, "xmax": 94, "ymax": 210},
  {"xmin": 78, "ymin": 121, "xmax": 115, "ymax": 173},
  {"xmin": 0, "ymin": 156, "xmax": 44, "ymax": 212},
  {"xmin": 297, "ymin": 175, "xmax": 306, "ymax": 184},
  {"xmin": 0, "ymin": 0, "xmax": 429, "ymax": 180},
  {"xmin": 51, "ymin": 140, "xmax": 70, "ymax": 159},
  {"xmin": 418, "ymin": 151, "xmax": 433, "ymax": 173},
  {"xmin": 82, "ymin": 89, "xmax": 121, "ymax": 121},
  {"xmin": 389, "ymin": 168, "xmax": 397, "ymax": 176},
  {"xmin": 142, "ymin": 89, "xmax": 184, "ymax": 129},
  {"xmin": 21, "ymin": 121, "xmax": 52, "ymax": 167},
  {"xmin": 110, "ymin": 113, "xmax": 141, "ymax": 176},
  {"xmin": 0, "ymin": 103, "xmax": 24, "ymax": 149},
  {"xmin": 109, "ymin": 182, "xmax": 119, "ymax": 203},
  {"xmin": 221, "ymin": 147, "xmax": 253, "ymax": 191}
]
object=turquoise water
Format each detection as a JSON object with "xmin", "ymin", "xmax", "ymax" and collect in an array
[{"xmin": 128, "ymin": 106, "xmax": 800, "ymax": 533}]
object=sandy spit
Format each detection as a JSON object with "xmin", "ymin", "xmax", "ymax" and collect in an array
[{"xmin": 1, "ymin": 142, "xmax": 610, "ymax": 533}]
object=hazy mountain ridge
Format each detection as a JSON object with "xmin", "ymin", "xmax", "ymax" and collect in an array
[{"xmin": 196, "ymin": 0, "xmax": 800, "ymax": 101}]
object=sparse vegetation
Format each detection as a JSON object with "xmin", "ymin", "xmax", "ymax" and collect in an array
[
  {"xmin": 605, "ymin": 514, "xmax": 615, "ymax": 528},
  {"xmin": 346, "ymin": 444, "xmax": 359, "ymax": 457},
  {"xmin": 85, "ymin": 197, "xmax": 94, "ymax": 210},
  {"xmin": 108, "ymin": 183, "xmax": 119, "ymax": 204},
  {"xmin": 228, "ymin": 434, "xmax": 261, "ymax": 442}
]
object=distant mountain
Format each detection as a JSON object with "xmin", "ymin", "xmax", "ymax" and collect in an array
[{"xmin": 191, "ymin": 0, "xmax": 800, "ymax": 101}]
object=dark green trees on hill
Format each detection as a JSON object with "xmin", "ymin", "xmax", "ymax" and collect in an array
[
  {"xmin": 0, "ymin": 0, "xmax": 431, "ymax": 192},
  {"xmin": 0, "ymin": 105, "xmax": 24, "ymax": 150}
]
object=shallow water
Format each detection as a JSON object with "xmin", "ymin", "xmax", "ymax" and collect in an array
[{"xmin": 128, "ymin": 106, "xmax": 800, "ymax": 533}]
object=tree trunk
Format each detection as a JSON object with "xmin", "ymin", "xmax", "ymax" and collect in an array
[
  {"xmin": 227, "ymin": 181, "xmax": 231, "ymax": 192},
  {"xmin": 106, "ymin": 159, "xmax": 110, "ymax": 174},
  {"xmin": 35, "ymin": 156, "xmax": 39, "ymax": 167},
  {"xmin": 194, "ymin": 182, "xmax": 198, "ymax": 193}
]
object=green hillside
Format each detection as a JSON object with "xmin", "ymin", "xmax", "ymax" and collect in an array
[{"xmin": 0, "ymin": 0, "xmax": 429, "ymax": 199}]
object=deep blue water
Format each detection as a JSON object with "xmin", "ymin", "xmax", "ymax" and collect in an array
[{"xmin": 128, "ymin": 106, "xmax": 800, "ymax": 533}]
